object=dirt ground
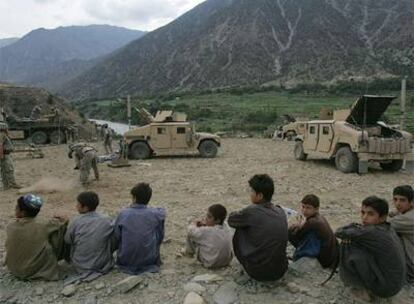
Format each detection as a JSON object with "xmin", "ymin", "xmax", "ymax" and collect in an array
[{"xmin": 0, "ymin": 138, "xmax": 413, "ymax": 304}]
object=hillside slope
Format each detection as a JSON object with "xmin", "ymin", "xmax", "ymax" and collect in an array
[
  {"xmin": 0, "ymin": 25, "xmax": 145, "ymax": 90},
  {"xmin": 60, "ymin": 0, "xmax": 414, "ymax": 100}
]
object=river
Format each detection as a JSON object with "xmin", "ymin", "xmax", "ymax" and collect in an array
[{"xmin": 89, "ymin": 119, "xmax": 135, "ymax": 135}]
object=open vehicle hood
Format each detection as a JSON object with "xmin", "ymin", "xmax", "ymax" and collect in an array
[{"xmin": 346, "ymin": 95, "xmax": 396, "ymax": 126}]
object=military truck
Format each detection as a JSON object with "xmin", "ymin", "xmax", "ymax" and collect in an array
[
  {"xmin": 294, "ymin": 95, "xmax": 413, "ymax": 173},
  {"xmin": 124, "ymin": 109, "xmax": 221, "ymax": 159},
  {"xmin": 6, "ymin": 115, "xmax": 77, "ymax": 145}
]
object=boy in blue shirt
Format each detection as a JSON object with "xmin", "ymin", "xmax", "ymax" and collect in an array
[{"xmin": 114, "ymin": 183, "xmax": 166, "ymax": 274}]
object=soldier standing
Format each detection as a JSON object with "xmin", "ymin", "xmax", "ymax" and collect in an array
[
  {"xmin": 103, "ymin": 124, "xmax": 113, "ymax": 154},
  {"xmin": 0, "ymin": 122, "xmax": 21, "ymax": 190},
  {"xmin": 30, "ymin": 105, "xmax": 42, "ymax": 120},
  {"xmin": 68, "ymin": 143, "xmax": 99, "ymax": 186}
]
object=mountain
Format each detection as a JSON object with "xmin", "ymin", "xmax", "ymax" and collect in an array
[
  {"xmin": 0, "ymin": 38, "xmax": 19, "ymax": 48},
  {"xmin": 60, "ymin": 0, "xmax": 414, "ymax": 100},
  {"xmin": 0, "ymin": 25, "xmax": 145, "ymax": 89}
]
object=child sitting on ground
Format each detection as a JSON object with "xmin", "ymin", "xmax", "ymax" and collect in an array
[
  {"xmin": 228, "ymin": 174, "xmax": 288, "ymax": 281},
  {"xmin": 5, "ymin": 194, "xmax": 68, "ymax": 280},
  {"xmin": 64, "ymin": 191, "xmax": 115, "ymax": 281},
  {"xmin": 184, "ymin": 204, "xmax": 233, "ymax": 268},
  {"xmin": 389, "ymin": 185, "xmax": 414, "ymax": 284},
  {"xmin": 288, "ymin": 194, "xmax": 338, "ymax": 268},
  {"xmin": 114, "ymin": 182, "xmax": 166, "ymax": 275},
  {"xmin": 336, "ymin": 196, "xmax": 406, "ymax": 300}
]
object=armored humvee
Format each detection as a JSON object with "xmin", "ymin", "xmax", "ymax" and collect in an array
[
  {"xmin": 124, "ymin": 109, "xmax": 221, "ymax": 159},
  {"xmin": 294, "ymin": 95, "xmax": 413, "ymax": 173}
]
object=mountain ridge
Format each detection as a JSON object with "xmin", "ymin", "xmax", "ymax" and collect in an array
[{"xmin": 0, "ymin": 24, "xmax": 145, "ymax": 90}]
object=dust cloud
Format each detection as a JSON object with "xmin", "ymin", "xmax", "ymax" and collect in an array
[{"xmin": 18, "ymin": 177, "xmax": 75, "ymax": 194}]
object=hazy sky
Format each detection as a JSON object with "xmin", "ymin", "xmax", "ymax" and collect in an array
[{"xmin": 0, "ymin": 0, "xmax": 205, "ymax": 38}]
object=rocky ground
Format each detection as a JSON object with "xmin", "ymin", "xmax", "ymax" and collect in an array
[{"xmin": 0, "ymin": 138, "xmax": 413, "ymax": 304}]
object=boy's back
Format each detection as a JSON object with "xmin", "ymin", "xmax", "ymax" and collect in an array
[
  {"xmin": 6, "ymin": 217, "xmax": 66, "ymax": 280},
  {"xmin": 228, "ymin": 202, "xmax": 288, "ymax": 281},
  {"xmin": 114, "ymin": 205, "xmax": 166, "ymax": 274},
  {"xmin": 65, "ymin": 212, "xmax": 114, "ymax": 274},
  {"xmin": 336, "ymin": 223, "xmax": 406, "ymax": 298},
  {"xmin": 187, "ymin": 224, "xmax": 233, "ymax": 268}
]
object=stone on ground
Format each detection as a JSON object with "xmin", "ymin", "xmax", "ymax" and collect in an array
[
  {"xmin": 213, "ymin": 281, "xmax": 238, "ymax": 304},
  {"xmin": 183, "ymin": 282, "xmax": 206, "ymax": 293},
  {"xmin": 289, "ymin": 257, "xmax": 322, "ymax": 275},
  {"xmin": 114, "ymin": 276, "xmax": 143, "ymax": 293},
  {"xmin": 61, "ymin": 284, "xmax": 76, "ymax": 297},
  {"xmin": 183, "ymin": 291, "xmax": 205, "ymax": 304}
]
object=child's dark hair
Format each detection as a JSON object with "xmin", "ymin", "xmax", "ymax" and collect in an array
[
  {"xmin": 77, "ymin": 191, "xmax": 99, "ymax": 211},
  {"xmin": 131, "ymin": 183, "xmax": 152, "ymax": 205},
  {"xmin": 208, "ymin": 204, "xmax": 227, "ymax": 225},
  {"xmin": 17, "ymin": 197, "xmax": 40, "ymax": 218},
  {"xmin": 362, "ymin": 196, "xmax": 389, "ymax": 217},
  {"xmin": 301, "ymin": 194, "xmax": 320, "ymax": 208},
  {"xmin": 249, "ymin": 174, "xmax": 274, "ymax": 202},
  {"xmin": 393, "ymin": 185, "xmax": 414, "ymax": 202}
]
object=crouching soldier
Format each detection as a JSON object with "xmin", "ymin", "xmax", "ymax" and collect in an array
[
  {"xmin": 68, "ymin": 143, "xmax": 99, "ymax": 185},
  {"xmin": 0, "ymin": 122, "xmax": 21, "ymax": 190}
]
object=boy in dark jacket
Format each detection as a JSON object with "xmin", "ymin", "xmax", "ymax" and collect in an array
[
  {"xmin": 228, "ymin": 174, "xmax": 288, "ymax": 281},
  {"xmin": 289, "ymin": 194, "xmax": 338, "ymax": 268},
  {"xmin": 336, "ymin": 196, "xmax": 406, "ymax": 300}
]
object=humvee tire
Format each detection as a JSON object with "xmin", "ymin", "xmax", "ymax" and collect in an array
[
  {"xmin": 199, "ymin": 140, "xmax": 218, "ymax": 158},
  {"xmin": 380, "ymin": 160, "xmax": 403, "ymax": 172},
  {"xmin": 31, "ymin": 131, "xmax": 48, "ymax": 145},
  {"xmin": 335, "ymin": 147, "xmax": 358, "ymax": 173},
  {"xmin": 294, "ymin": 141, "xmax": 307, "ymax": 161},
  {"xmin": 50, "ymin": 130, "xmax": 65, "ymax": 144},
  {"xmin": 130, "ymin": 142, "xmax": 151, "ymax": 159}
]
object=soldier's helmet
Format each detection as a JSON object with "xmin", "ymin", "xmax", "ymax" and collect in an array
[{"xmin": 69, "ymin": 142, "xmax": 87, "ymax": 151}]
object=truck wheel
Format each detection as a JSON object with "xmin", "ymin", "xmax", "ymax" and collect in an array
[
  {"xmin": 294, "ymin": 141, "xmax": 307, "ymax": 161},
  {"xmin": 31, "ymin": 131, "xmax": 48, "ymax": 145},
  {"xmin": 130, "ymin": 142, "xmax": 151, "ymax": 159},
  {"xmin": 380, "ymin": 160, "xmax": 403, "ymax": 172},
  {"xmin": 199, "ymin": 140, "xmax": 218, "ymax": 158},
  {"xmin": 50, "ymin": 130, "xmax": 65, "ymax": 144},
  {"xmin": 335, "ymin": 147, "xmax": 358, "ymax": 173}
]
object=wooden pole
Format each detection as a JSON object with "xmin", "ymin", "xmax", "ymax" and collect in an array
[
  {"xmin": 127, "ymin": 95, "xmax": 131, "ymax": 130},
  {"xmin": 401, "ymin": 77, "xmax": 407, "ymax": 130}
]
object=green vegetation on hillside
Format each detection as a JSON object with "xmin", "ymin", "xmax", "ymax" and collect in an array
[{"xmin": 75, "ymin": 89, "xmax": 414, "ymax": 135}]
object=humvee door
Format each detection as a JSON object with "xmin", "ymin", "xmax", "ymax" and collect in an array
[
  {"xmin": 317, "ymin": 124, "xmax": 334, "ymax": 152},
  {"xmin": 151, "ymin": 125, "xmax": 171, "ymax": 149},
  {"xmin": 172, "ymin": 125, "xmax": 193, "ymax": 149},
  {"xmin": 304, "ymin": 124, "xmax": 319, "ymax": 150}
]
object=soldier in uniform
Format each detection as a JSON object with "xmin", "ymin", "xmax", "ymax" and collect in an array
[
  {"xmin": 30, "ymin": 105, "xmax": 42, "ymax": 120},
  {"xmin": 68, "ymin": 143, "xmax": 99, "ymax": 186},
  {"xmin": 103, "ymin": 124, "xmax": 113, "ymax": 154},
  {"xmin": 0, "ymin": 121, "xmax": 21, "ymax": 190}
]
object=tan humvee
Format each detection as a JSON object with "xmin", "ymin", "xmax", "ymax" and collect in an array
[
  {"xmin": 124, "ymin": 109, "xmax": 221, "ymax": 159},
  {"xmin": 294, "ymin": 95, "xmax": 413, "ymax": 173}
]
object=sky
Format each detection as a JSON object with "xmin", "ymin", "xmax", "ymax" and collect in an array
[{"xmin": 0, "ymin": 0, "xmax": 205, "ymax": 38}]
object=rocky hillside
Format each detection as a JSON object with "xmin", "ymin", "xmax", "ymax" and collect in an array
[
  {"xmin": 0, "ymin": 25, "xmax": 145, "ymax": 90},
  {"xmin": 60, "ymin": 0, "xmax": 414, "ymax": 100},
  {"xmin": 0, "ymin": 38, "xmax": 19, "ymax": 48}
]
